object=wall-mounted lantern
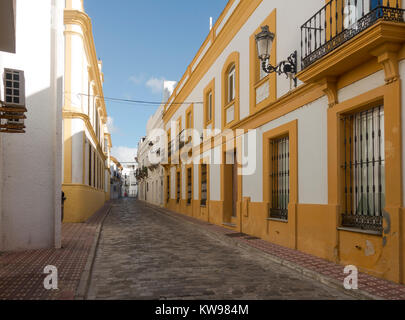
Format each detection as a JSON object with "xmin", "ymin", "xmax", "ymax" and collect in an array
[{"xmin": 255, "ymin": 26, "xmax": 297, "ymax": 87}]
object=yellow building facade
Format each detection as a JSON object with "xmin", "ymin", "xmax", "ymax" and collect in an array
[
  {"xmin": 159, "ymin": 0, "xmax": 405, "ymax": 284},
  {"xmin": 62, "ymin": 0, "xmax": 111, "ymax": 223}
]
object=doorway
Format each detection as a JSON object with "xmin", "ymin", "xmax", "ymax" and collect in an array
[{"xmin": 223, "ymin": 150, "xmax": 238, "ymax": 224}]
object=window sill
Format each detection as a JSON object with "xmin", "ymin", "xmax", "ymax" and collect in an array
[
  {"xmin": 267, "ymin": 218, "xmax": 288, "ymax": 223},
  {"xmin": 337, "ymin": 227, "xmax": 383, "ymax": 237},
  {"xmin": 224, "ymin": 99, "xmax": 235, "ymax": 110},
  {"xmin": 253, "ymin": 74, "xmax": 270, "ymax": 90}
]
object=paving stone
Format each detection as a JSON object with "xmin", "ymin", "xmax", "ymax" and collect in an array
[{"xmin": 88, "ymin": 199, "xmax": 354, "ymax": 300}]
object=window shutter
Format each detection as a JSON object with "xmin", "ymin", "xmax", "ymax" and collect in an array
[{"xmin": 18, "ymin": 70, "xmax": 26, "ymax": 106}]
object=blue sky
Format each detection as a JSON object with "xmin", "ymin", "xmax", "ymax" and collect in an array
[{"xmin": 84, "ymin": 0, "xmax": 228, "ymax": 162}]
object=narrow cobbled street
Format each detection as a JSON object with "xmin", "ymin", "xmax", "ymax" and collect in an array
[{"xmin": 87, "ymin": 199, "xmax": 353, "ymax": 300}]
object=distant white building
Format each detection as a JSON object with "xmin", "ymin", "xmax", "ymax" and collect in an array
[
  {"xmin": 137, "ymin": 80, "xmax": 176, "ymax": 206},
  {"xmin": 122, "ymin": 163, "xmax": 138, "ymax": 198},
  {"xmin": 110, "ymin": 156, "xmax": 123, "ymax": 200}
]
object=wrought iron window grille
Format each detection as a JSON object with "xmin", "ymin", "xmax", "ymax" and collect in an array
[
  {"xmin": 269, "ymin": 137, "xmax": 290, "ymax": 221},
  {"xmin": 340, "ymin": 105, "xmax": 385, "ymax": 233}
]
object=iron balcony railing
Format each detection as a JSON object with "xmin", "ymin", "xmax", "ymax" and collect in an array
[{"xmin": 301, "ymin": 0, "xmax": 405, "ymax": 70}]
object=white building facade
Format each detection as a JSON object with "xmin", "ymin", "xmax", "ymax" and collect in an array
[
  {"xmin": 0, "ymin": 0, "xmax": 65, "ymax": 251},
  {"xmin": 137, "ymin": 81, "xmax": 176, "ymax": 207}
]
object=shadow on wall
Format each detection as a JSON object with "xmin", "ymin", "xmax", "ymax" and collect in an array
[{"xmin": 0, "ymin": 79, "xmax": 62, "ymax": 252}]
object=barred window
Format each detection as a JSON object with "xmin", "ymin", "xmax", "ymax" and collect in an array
[
  {"xmin": 167, "ymin": 175, "xmax": 170, "ymax": 203},
  {"xmin": 176, "ymin": 171, "xmax": 180, "ymax": 203},
  {"xmin": 201, "ymin": 164, "xmax": 207, "ymax": 206},
  {"xmin": 269, "ymin": 136, "xmax": 290, "ymax": 220},
  {"xmin": 341, "ymin": 106, "xmax": 385, "ymax": 233},
  {"xmin": 187, "ymin": 168, "xmax": 192, "ymax": 205},
  {"xmin": 207, "ymin": 91, "xmax": 213, "ymax": 122}
]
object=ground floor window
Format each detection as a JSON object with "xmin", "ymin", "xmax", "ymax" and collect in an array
[
  {"xmin": 187, "ymin": 168, "xmax": 192, "ymax": 205},
  {"xmin": 269, "ymin": 136, "xmax": 290, "ymax": 220},
  {"xmin": 176, "ymin": 171, "xmax": 181, "ymax": 203},
  {"xmin": 167, "ymin": 175, "xmax": 170, "ymax": 203},
  {"xmin": 201, "ymin": 164, "xmax": 207, "ymax": 207},
  {"xmin": 341, "ymin": 105, "xmax": 385, "ymax": 232}
]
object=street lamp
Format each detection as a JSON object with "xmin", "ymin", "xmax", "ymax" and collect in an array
[{"xmin": 255, "ymin": 25, "xmax": 297, "ymax": 87}]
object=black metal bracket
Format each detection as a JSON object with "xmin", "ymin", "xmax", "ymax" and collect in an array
[{"xmin": 262, "ymin": 51, "xmax": 298, "ymax": 88}]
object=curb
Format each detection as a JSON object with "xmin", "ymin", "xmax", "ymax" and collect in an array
[
  {"xmin": 75, "ymin": 203, "xmax": 112, "ymax": 300},
  {"xmin": 145, "ymin": 203, "xmax": 383, "ymax": 301}
]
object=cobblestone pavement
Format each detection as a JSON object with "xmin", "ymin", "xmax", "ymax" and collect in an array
[{"xmin": 87, "ymin": 199, "xmax": 354, "ymax": 300}]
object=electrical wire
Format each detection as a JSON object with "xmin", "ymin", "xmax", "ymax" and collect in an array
[{"xmin": 72, "ymin": 93, "xmax": 203, "ymax": 106}]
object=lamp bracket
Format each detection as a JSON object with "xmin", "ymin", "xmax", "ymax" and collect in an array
[{"xmin": 262, "ymin": 51, "xmax": 298, "ymax": 87}]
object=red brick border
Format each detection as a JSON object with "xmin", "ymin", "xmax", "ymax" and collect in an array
[{"xmin": 0, "ymin": 202, "xmax": 111, "ymax": 300}]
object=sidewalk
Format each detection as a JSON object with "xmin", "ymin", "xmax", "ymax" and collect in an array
[
  {"xmin": 0, "ymin": 202, "xmax": 111, "ymax": 300},
  {"xmin": 144, "ymin": 202, "xmax": 405, "ymax": 301}
]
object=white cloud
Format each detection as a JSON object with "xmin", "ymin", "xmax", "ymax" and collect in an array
[
  {"xmin": 129, "ymin": 73, "xmax": 146, "ymax": 85},
  {"xmin": 107, "ymin": 116, "xmax": 117, "ymax": 133},
  {"xmin": 111, "ymin": 146, "xmax": 138, "ymax": 163},
  {"xmin": 146, "ymin": 77, "xmax": 164, "ymax": 94}
]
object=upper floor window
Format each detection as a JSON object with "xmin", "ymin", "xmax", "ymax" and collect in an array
[
  {"xmin": 204, "ymin": 79, "xmax": 215, "ymax": 129},
  {"xmin": 249, "ymin": 10, "xmax": 277, "ymax": 115},
  {"xmin": 4, "ymin": 69, "xmax": 25, "ymax": 106},
  {"xmin": 185, "ymin": 105, "xmax": 193, "ymax": 144},
  {"xmin": 221, "ymin": 52, "xmax": 240, "ymax": 129},
  {"xmin": 227, "ymin": 65, "xmax": 236, "ymax": 103},
  {"xmin": 207, "ymin": 91, "xmax": 213, "ymax": 122}
]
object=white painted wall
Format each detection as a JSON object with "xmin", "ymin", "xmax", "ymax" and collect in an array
[
  {"xmin": 0, "ymin": 0, "xmax": 64, "ymax": 251},
  {"xmin": 338, "ymin": 70, "xmax": 385, "ymax": 103},
  {"xmin": 242, "ymin": 97, "xmax": 329, "ymax": 204}
]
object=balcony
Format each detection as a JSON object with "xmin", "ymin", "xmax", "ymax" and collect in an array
[{"xmin": 298, "ymin": 1, "xmax": 405, "ymax": 83}]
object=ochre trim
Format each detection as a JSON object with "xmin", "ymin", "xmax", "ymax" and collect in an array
[
  {"xmin": 318, "ymin": 77, "xmax": 338, "ymax": 108},
  {"xmin": 262, "ymin": 120, "xmax": 298, "ymax": 249},
  {"xmin": 249, "ymin": 9, "xmax": 277, "ymax": 115},
  {"xmin": 63, "ymin": 111, "xmax": 107, "ymax": 161},
  {"xmin": 203, "ymin": 79, "xmax": 216, "ymax": 129},
  {"xmin": 64, "ymin": 9, "xmax": 107, "ymax": 122},
  {"xmin": 328, "ymin": 82, "xmax": 403, "ymax": 283},
  {"xmin": 371, "ymin": 42, "xmax": 402, "ymax": 84},
  {"xmin": 163, "ymin": 0, "xmax": 264, "ymax": 124},
  {"xmin": 221, "ymin": 51, "xmax": 240, "ymax": 130}
]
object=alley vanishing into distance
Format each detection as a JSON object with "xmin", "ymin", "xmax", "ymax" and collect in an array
[{"xmin": 86, "ymin": 199, "xmax": 353, "ymax": 300}]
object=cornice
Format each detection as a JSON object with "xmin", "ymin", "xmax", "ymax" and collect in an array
[
  {"xmin": 63, "ymin": 111, "xmax": 107, "ymax": 161},
  {"xmin": 64, "ymin": 9, "xmax": 108, "ymax": 124}
]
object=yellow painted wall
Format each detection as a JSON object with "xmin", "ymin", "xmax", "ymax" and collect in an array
[
  {"xmin": 339, "ymin": 230, "xmax": 386, "ymax": 279},
  {"xmin": 242, "ymin": 202, "xmax": 267, "ymax": 239},
  {"xmin": 62, "ymin": 184, "xmax": 106, "ymax": 223},
  {"xmin": 209, "ymin": 201, "xmax": 224, "ymax": 226},
  {"xmin": 296, "ymin": 204, "xmax": 338, "ymax": 262}
]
